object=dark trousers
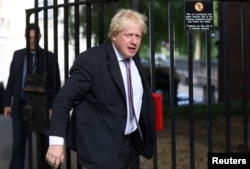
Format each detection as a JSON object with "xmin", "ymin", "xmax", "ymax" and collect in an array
[
  {"xmin": 36, "ymin": 133, "xmax": 51, "ymax": 169},
  {"xmin": 112, "ymin": 135, "xmax": 132, "ymax": 169},
  {"xmin": 9, "ymin": 109, "xmax": 27, "ymax": 169},
  {"xmin": 81, "ymin": 135, "xmax": 132, "ymax": 169}
]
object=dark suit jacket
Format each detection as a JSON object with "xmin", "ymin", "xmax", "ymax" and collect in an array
[
  {"xmin": 4, "ymin": 47, "xmax": 60, "ymax": 117},
  {"xmin": 48, "ymin": 41, "xmax": 156, "ymax": 169}
]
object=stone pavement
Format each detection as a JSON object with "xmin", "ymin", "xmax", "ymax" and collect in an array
[{"xmin": 0, "ymin": 115, "xmax": 12, "ymax": 169}]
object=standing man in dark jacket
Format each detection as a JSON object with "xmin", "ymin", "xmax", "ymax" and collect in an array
[
  {"xmin": 46, "ymin": 9, "xmax": 156, "ymax": 169},
  {"xmin": 3, "ymin": 23, "xmax": 60, "ymax": 169}
]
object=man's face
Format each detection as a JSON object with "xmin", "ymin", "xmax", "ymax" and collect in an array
[
  {"xmin": 112, "ymin": 25, "xmax": 142, "ymax": 58},
  {"xmin": 28, "ymin": 30, "xmax": 41, "ymax": 51}
]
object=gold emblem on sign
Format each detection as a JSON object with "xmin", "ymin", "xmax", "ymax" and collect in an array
[{"xmin": 194, "ymin": 2, "xmax": 204, "ymax": 12}]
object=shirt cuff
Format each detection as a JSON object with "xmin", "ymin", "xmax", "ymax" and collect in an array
[{"xmin": 49, "ymin": 136, "xmax": 64, "ymax": 145}]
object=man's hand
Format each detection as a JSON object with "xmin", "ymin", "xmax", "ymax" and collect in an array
[
  {"xmin": 4, "ymin": 107, "xmax": 11, "ymax": 118},
  {"xmin": 46, "ymin": 145, "xmax": 64, "ymax": 169}
]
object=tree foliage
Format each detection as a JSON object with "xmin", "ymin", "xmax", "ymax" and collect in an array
[{"xmin": 68, "ymin": 0, "xmax": 218, "ymax": 59}]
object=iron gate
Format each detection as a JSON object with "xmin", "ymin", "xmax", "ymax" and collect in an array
[{"xmin": 25, "ymin": 0, "xmax": 249, "ymax": 169}]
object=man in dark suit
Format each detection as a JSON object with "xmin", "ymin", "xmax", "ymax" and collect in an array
[
  {"xmin": 46, "ymin": 9, "xmax": 156, "ymax": 169},
  {"xmin": 3, "ymin": 23, "xmax": 60, "ymax": 169}
]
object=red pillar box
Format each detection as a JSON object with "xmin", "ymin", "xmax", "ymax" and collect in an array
[{"xmin": 152, "ymin": 93, "xmax": 163, "ymax": 132}]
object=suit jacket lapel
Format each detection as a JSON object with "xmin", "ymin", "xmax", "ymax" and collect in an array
[{"xmin": 105, "ymin": 42, "xmax": 127, "ymax": 101}]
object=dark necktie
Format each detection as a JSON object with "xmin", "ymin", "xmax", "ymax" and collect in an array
[
  {"xmin": 21, "ymin": 53, "xmax": 35, "ymax": 100},
  {"xmin": 124, "ymin": 59, "xmax": 143, "ymax": 142},
  {"xmin": 30, "ymin": 53, "xmax": 35, "ymax": 74}
]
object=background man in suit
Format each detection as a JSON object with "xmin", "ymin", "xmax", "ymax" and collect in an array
[
  {"xmin": 46, "ymin": 9, "xmax": 156, "ymax": 169},
  {"xmin": 3, "ymin": 23, "xmax": 60, "ymax": 169}
]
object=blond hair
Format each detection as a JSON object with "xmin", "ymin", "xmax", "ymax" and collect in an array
[{"xmin": 108, "ymin": 9, "xmax": 147, "ymax": 38}]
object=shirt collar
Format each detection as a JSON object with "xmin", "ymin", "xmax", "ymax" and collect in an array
[{"xmin": 112, "ymin": 44, "xmax": 127, "ymax": 62}]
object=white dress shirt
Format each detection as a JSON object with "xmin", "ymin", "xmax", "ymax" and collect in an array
[{"xmin": 113, "ymin": 45, "xmax": 143, "ymax": 135}]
